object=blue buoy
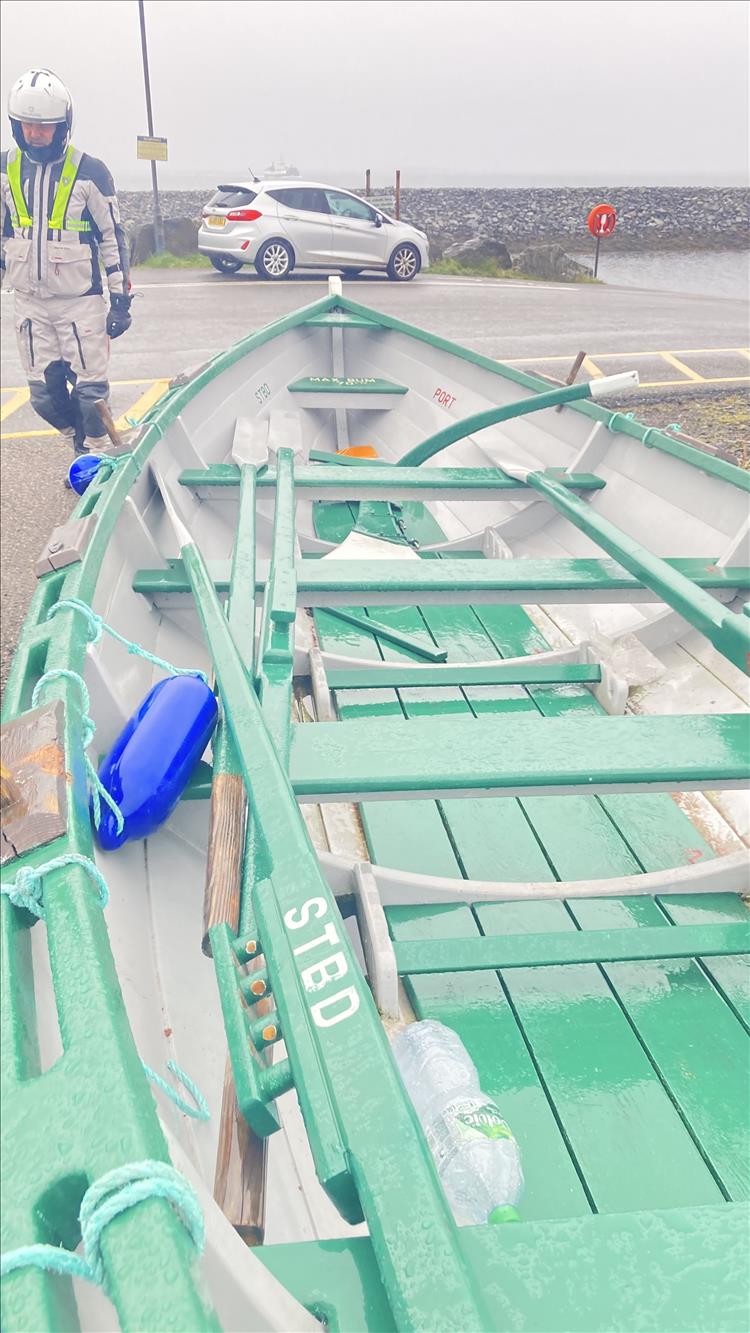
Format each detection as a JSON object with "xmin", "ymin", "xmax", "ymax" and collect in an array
[
  {"xmin": 68, "ymin": 454, "xmax": 104, "ymax": 495},
  {"xmin": 95, "ymin": 674, "xmax": 218, "ymax": 851}
]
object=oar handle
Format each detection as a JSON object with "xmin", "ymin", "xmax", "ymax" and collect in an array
[
  {"xmin": 588, "ymin": 371, "xmax": 639, "ymax": 398},
  {"xmin": 202, "ymin": 771, "xmax": 246, "ymax": 954},
  {"xmin": 399, "ymin": 372, "xmax": 640, "ymax": 468},
  {"xmin": 94, "ymin": 399, "xmax": 129, "ymax": 455}
]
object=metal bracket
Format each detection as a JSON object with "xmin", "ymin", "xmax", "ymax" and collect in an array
[
  {"xmin": 35, "ymin": 515, "xmax": 97, "ymax": 578},
  {"xmin": 0, "ymin": 701, "xmax": 69, "ymax": 865},
  {"xmin": 482, "ymin": 526, "xmax": 513, "ymax": 559},
  {"xmin": 582, "ymin": 641, "xmax": 629, "ymax": 715}
]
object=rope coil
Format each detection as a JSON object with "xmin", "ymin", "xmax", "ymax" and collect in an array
[
  {"xmin": 0, "ymin": 1160, "xmax": 204, "ymax": 1290},
  {"xmin": 1, "ymin": 853, "xmax": 109, "ymax": 918}
]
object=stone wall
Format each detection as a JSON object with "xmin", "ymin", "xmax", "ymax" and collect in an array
[{"xmin": 119, "ymin": 186, "xmax": 749, "ymax": 256}]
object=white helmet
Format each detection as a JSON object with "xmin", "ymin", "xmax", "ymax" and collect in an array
[{"xmin": 9, "ymin": 69, "xmax": 73, "ymax": 162}]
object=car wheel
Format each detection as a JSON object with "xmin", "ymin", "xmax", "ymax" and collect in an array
[
  {"xmin": 209, "ymin": 255, "xmax": 243, "ymax": 274},
  {"xmin": 341, "ymin": 268, "xmax": 363, "ymax": 278},
  {"xmin": 387, "ymin": 243, "xmax": 421, "ymax": 282},
  {"xmin": 255, "ymin": 239, "xmax": 294, "ymax": 280}
]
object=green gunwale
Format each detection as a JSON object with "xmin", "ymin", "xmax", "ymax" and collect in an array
[
  {"xmin": 336, "ymin": 294, "xmax": 750, "ymax": 493},
  {"xmin": 1, "ymin": 296, "xmax": 338, "ymax": 1333},
  {"xmin": 2, "ymin": 287, "xmax": 748, "ymax": 1333}
]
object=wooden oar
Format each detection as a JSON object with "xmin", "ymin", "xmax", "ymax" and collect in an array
[
  {"xmin": 154, "ymin": 434, "xmax": 271, "ymax": 1242},
  {"xmin": 202, "ymin": 420, "xmax": 265, "ymax": 952},
  {"xmin": 202, "ymin": 768, "xmax": 246, "ymax": 951}
]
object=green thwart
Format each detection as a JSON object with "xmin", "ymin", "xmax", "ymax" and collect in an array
[{"xmin": 1, "ymin": 283, "xmax": 748, "ymax": 1333}]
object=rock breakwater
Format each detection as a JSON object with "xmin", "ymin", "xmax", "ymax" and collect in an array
[{"xmin": 119, "ymin": 185, "xmax": 748, "ymax": 255}]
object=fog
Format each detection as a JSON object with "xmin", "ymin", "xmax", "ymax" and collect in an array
[{"xmin": 1, "ymin": 0, "xmax": 748, "ymax": 190}]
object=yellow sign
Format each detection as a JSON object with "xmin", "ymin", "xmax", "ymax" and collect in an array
[{"xmin": 137, "ymin": 136, "xmax": 168, "ymax": 162}]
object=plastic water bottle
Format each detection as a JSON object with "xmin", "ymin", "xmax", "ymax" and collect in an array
[{"xmin": 391, "ymin": 1019, "xmax": 523, "ymax": 1225}]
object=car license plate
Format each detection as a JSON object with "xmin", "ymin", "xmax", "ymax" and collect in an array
[{"xmin": 206, "ymin": 215, "xmax": 225, "ymax": 227}]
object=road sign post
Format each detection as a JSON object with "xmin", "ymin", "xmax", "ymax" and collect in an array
[
  {"xmin": 587, "ymin": 203, "xmax": 617, "ymax": 278},
  {"xmin": 137, "ymin": 0, "xmax": 166, "ymax": 255}
]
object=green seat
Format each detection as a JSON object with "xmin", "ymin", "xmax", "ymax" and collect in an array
[
  {"xmin": 178, "ymin": 463, "xmax": 606, "ymax": 496},
  {"xmin": 287, "ymin": 375, "xmax": 408, "ymax": 409},
  {"xmin": 132, "ymin": 557, "xmax": 750, "ymax": 605},
  {"xmin": 288, "ymin": 712, "xmax": 750, "ymax": 800}
]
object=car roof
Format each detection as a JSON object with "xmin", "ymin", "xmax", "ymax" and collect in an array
[{"xmin": 213, "ymin": 180, "xmax": 366, "ymax": 194}]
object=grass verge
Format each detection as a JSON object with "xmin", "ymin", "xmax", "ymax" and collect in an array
[
  {"xmin": 430, "ymin": 257, "xmax": 599, "ymax": 283},
  {"xmin": 138, "ymin": 252, "xmax": 213, "ymax": 269}
]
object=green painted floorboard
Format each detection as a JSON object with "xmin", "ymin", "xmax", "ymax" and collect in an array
[
  {"xmin": 312, "ymin": 489, "xmax": 748, "ymax": 1225},
  {"xmin": 474, "ymin": 899, "xmax": 726, "ymax": 1212},
  {"xmin": 570, "ymin": 896, "xmax": 750, "ymax": 1201}
]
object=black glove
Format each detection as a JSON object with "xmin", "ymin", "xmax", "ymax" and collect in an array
[{"xmin": 107, "ymin": 292, "xmax": 132, "ymax": 339}]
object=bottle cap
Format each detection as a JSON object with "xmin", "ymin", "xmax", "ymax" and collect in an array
[{"xmin": 488, "ymin": 1206, "xmax": 520, "ymax": 1224}]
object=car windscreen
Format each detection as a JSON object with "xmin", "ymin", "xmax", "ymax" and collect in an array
[{"xmin": 207, "ymin": 187, "xmax": 258, "ymax": 209}]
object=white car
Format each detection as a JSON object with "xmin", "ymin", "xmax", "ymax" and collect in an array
[{"xmin": 198, "ymin": 178, "xmax": 429, "ymax": 281}]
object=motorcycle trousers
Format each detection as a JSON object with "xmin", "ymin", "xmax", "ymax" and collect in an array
[{"xmin": 14, "ymin": 292, "xmax": 111, "ymax": 450}]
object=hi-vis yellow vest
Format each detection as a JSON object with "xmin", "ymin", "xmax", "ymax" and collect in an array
[{"xmin": 6, "ymin": 144, "xmax": 91, "ymax": 232}]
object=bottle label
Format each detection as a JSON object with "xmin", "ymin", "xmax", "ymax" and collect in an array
[{"xmin": 425, "ymin": 1096, "xmax": 515, "ymax": 1169}]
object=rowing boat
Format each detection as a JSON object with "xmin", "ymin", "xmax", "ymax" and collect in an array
[{"xmin": 2, "ymin": 280, "xmax": 749, "ymax": 1332}]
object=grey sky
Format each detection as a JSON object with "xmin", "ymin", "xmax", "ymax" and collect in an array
[{"xmin": 1, "ymin": 0, "xmax": 748, "ymax": 189}]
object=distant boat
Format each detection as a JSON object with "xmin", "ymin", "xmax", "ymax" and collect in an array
[{"xmin": 261, "ymin": 158, "xmax": 300, "ymax": 180}]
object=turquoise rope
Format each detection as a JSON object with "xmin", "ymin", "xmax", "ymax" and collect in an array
[
  {"xmin": 0, "ymin": 1244, "xmax": 90, "ymax": 1282},
  {"xmin": 0, "ymin": 865, "xmax": 209, "ymax": 1117},
  {"xmin": 609, "ymin": 411, "xmax": 682, "ymax": 447},
  {"xmin": 142, "ymin": 1059, "xmax": 211, "ymax": 1120},
  {"xmin": 608, "ymin": 411, "xmax": 635, "ymax": 432},
  {"xmin": 47, "ymin": 598, "xmax": 208, "ymax": 684},
  {"xmin": 1, "ymin": 853, "xmax": 109, "ymax": 918},
  {"xmin": 95, "ymin": 452, "xmax": 133, "ymax": 480},
  {"xmin": 643, "ymin": 422, "xmax": 682, "ymax": 447},
  {"xmin": 1, "ymin": 1160, "xmax": 204, "ymax": 1290},
  {"xmin": 31, "ymin": 670, "xmax": 124, "ymax": 835},
  {"xmin": 80, "ymin": 1161, "xmax": 205, "ymax": 1287}
]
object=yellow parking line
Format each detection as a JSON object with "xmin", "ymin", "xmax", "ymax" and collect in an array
[
  {"xmin": 505, "ymin": 346, "xmax": 750, "ymax": 364},
  {"xmin": 0, "ymin": 386, "xmax": 30, "ymax": 423},
  {"xmin": 114, "ymin": 378, "xmax": 169, "ymax": 430},
  {"xmin": 636, "ymin": 376, "xmax": 750, "ymax": 388},
  {"xmin": 659, "ymin": 352, "xmax": 704, "ymax": 382},
  {"xmin": 670, "ymin": 347, "xmax": 750, "ymax": 356},
  {"xmin": 0, "ymin": 378, "xmax": 169, "ymax": 442},
  {"xmin": 2, "ymin": 427, "xmax": 62, "ymax": 439},
  {"xmin": 0, "ymin": 378, "xmax": 164, "ymax": 393}
]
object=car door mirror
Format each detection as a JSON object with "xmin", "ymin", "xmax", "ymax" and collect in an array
[{"xmin": 373, "ymin": 213, "xmax": 383, "ymax": 228}]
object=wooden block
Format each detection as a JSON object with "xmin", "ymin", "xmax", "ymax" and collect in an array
[
  {"xmin": 0, "ymin": 702, "xmax": 69, "ymax": 864},
  {"xmin": 35, "ymin": 516, "xmax": 97, "ymax": 578}
]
